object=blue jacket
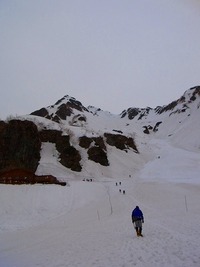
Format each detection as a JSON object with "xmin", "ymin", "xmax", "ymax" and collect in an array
[{"xmin": 132, "ymin": 206, "xmax": 144, "ymax": 221}]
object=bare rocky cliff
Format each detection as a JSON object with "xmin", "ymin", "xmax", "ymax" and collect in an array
[{"xmin": 0, "ymin": 120, "xmax": 41, "ymax": 173}]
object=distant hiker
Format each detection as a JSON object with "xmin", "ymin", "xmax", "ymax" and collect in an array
[{"xmin": 131, "ymin": 206, "xmax": 144, "ymax": 237}]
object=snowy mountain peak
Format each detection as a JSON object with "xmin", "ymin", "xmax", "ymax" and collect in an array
[
  {"xmin": 155, "ymin": 85, "xmax": 200, "ymax": 115},
  {"xmin": 31, "ymin": 95, "xmax": 89, "ymax": 122},
  {"xmin": 120, "ymin": 86, "xmax": 200, "ymax": 120},
  {"xmin": 52, "ymin": 95, "xmax": 86, "ymax": 110},
  {"xmin": 30, "ymin": 86, "xmax": 200, "ymax": 124},
  {"xmin": 30, "ymin": 94, "xmax": 116, "ymax": 123}
]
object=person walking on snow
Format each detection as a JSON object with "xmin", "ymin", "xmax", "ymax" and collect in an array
[{"xmin": 132, "ymin": 206, "xmax": 144, "ymax": 237}]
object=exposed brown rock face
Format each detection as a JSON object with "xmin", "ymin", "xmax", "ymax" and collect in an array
[
  {"xmin": 79, "ymin": 136, "xmax": 109, "ymax": 166},
  {"xmin": 121, "ymin": 108, "xmax": 140, "ymax": 119},
  {"xmin": 31, "ymin": 107, "xmax": 49, "ymax": 118},
  {"xmin": 79, "ymin": 134, "xmax": 138, "ymax": 165},
  {"xmin": 0, "ymin": 120, "xmax": 41, "ymax": 173},
  {"xmin": 88, "ymin": 146, "xmax": 109, "ymax": 166},
  {"xmin": 104, "ymin": 133, "xmax": 138, "ymax": 152},
  {"xmin": 55, "ymin": 103, "xmax": 72, "ymax": 120},
  {"xmin": 56, "ymin": 134, "xmax": 82, "ymax": 172},
  {"xmin": 79, "ymin": 136, "xmax": 106, "ymax": 150},
  {"xmin": 39, "ymin": 130, "xmax": 62, "ymax": 143},
  {"xmin": 40, "ymin": 130, "xmax": 82, "ymax": 172},
  {"xmin": 79, "ymin": 136, "xmax": 92, "ymax": 149},
  {"xmin": 120, "ymin": 107, "xmax": 152, "ymax": 120}
]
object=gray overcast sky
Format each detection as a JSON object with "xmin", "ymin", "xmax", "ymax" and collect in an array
[{"xmin": 0, "ymin": 0, "xmax": 200, "ymax": 119}]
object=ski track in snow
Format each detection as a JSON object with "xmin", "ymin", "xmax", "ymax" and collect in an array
[{"xmin": 0, "ymin": 140, "xmax": 200, "ymax": 266}]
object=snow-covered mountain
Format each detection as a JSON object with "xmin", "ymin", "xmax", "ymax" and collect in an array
[
  {"xmin": 0, "ymin": 86, "xmax": 199, "ymax": 182},
  {"xmin": 30, "ymin": 85, "xmax": 200, "ymax": 142},
  {"xmin": 27, "ymin": 85, "xmax": 200, "ymax": 180},
  {"xmin": 0, "ymin": 86, "xmax": 200, "ymax": 267}
]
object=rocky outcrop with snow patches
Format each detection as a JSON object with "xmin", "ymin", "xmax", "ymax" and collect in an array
[
  {"xmin": 121, "ymin": 86, "xmax": 200, "ymax": 137},
  {"xmin": 121, "ymin": 86, "xmax": 200, "ymax": 120},
  {"xmin": 31, "ymin": 95, "xmax": 89, "ymax": 123},
  {"xmin": 0, "ymin": 86, "xmax": 199, "ymax": 183}
]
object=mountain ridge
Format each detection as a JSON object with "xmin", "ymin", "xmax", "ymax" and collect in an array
[
  {"xmin": 30, "ymin": 86, "xmax": 200, "ymax": 122},
  {"xmin": 0, "ymin": 85, "xmax": 199, "ymax": 184}
]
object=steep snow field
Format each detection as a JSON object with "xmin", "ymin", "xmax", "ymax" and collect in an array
[{"xmin": 0, "ymin": 136, "xmax": 200, "ymax": 267}]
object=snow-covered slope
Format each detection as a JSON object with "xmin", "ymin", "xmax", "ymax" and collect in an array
[
  {"xmin": 0, "ymin": 135, "xmax": 200, "ymax": 267},
  {"xmin": 0, "ymin": 86, "xmax": 200, "ymax": 267},
  {"xmin": 28, "ymin": 86, "xmax": 200, "ymax": 179}
]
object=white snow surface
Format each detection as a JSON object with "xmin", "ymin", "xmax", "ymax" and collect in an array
[{"xmin": 1, "ymin": 94, "xmax": 200, "ymax": 266}]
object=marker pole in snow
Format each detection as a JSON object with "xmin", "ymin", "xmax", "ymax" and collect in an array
[
  {"xmin": 184, "ymin": 195, "xmax": 188, "ymax": 212},
  {"xmin": 97, "ymin": 210, "xmax": 100, "ymax": 220}
]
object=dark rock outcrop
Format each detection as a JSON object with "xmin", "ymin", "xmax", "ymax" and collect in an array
[
  {"xmin": 40, "ymin": 130, "xmax": 82, "ymax": 172},
  {"xmin": 143, "ymin": 126, "xmax": 150, "ymax": 134},
  {"xmin": 0, "ymin": 120, "xmax": 41, "ymax": 173},
  {"xmin": 79, "ymin": 136, "xmax": 106, "ymax": 150},
  {"xmin": 39, "ymin": 129, "xmax": 62, "ymax": 143},
  {"xmin": 79, "ymin": 136, "xmax": 108, "ymax": 166},
  {"xmin": 58, "ymin": 140, "xmax": 82, "ymax": 172},
  {"xmin": 120, "ymin": 107, "xmax": 152, "ymax": 120},
  {"xmin": 79, "ymin": 136, "xmax": 93, "ymax": 149},
  {"xmin": 104, "ymin": 133, "xmax": 138, "ymax": 152},
  {"xmin": 31, "ymin": 107, "xmax": 49, "ymax": 118},
  {"xmin": 153, "ymin": 121, "xmax": 162, "ymax": 132},
  {"xmin": 88, "ymin": 146, "xmax": 109, "ymax": 166},
  {"xmin": 55, "ymin": 103, "xmax": 72, "ymax": 120},
  {"xmin": 0, "ymin": 120, "xmax": 82, "ymax": 180},
  {"xmin": 121, "ymin": 108, "xmax": 140, "ymax": 119},
  {"xmin": 143, "ymin": 122, "xmax": 162, "ymax": 134}
]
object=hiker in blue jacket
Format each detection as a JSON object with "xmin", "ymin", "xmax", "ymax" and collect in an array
[{"xmin": 132, "ymin": 206, "xmax": 144, "ymax": 237}]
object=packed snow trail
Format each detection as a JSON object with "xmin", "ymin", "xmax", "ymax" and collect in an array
[
  {"xmin": 0, "ymin": 139, "xmax": 200, "ymax": 267},
  {"xmin": 0, "ymin": 179, "xmax": 200, "ymax": 267}
]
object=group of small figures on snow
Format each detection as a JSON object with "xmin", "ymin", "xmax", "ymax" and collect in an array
[{"xmin": 116, "ymin": 182, "xmax": 144, "ymax": 237}]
